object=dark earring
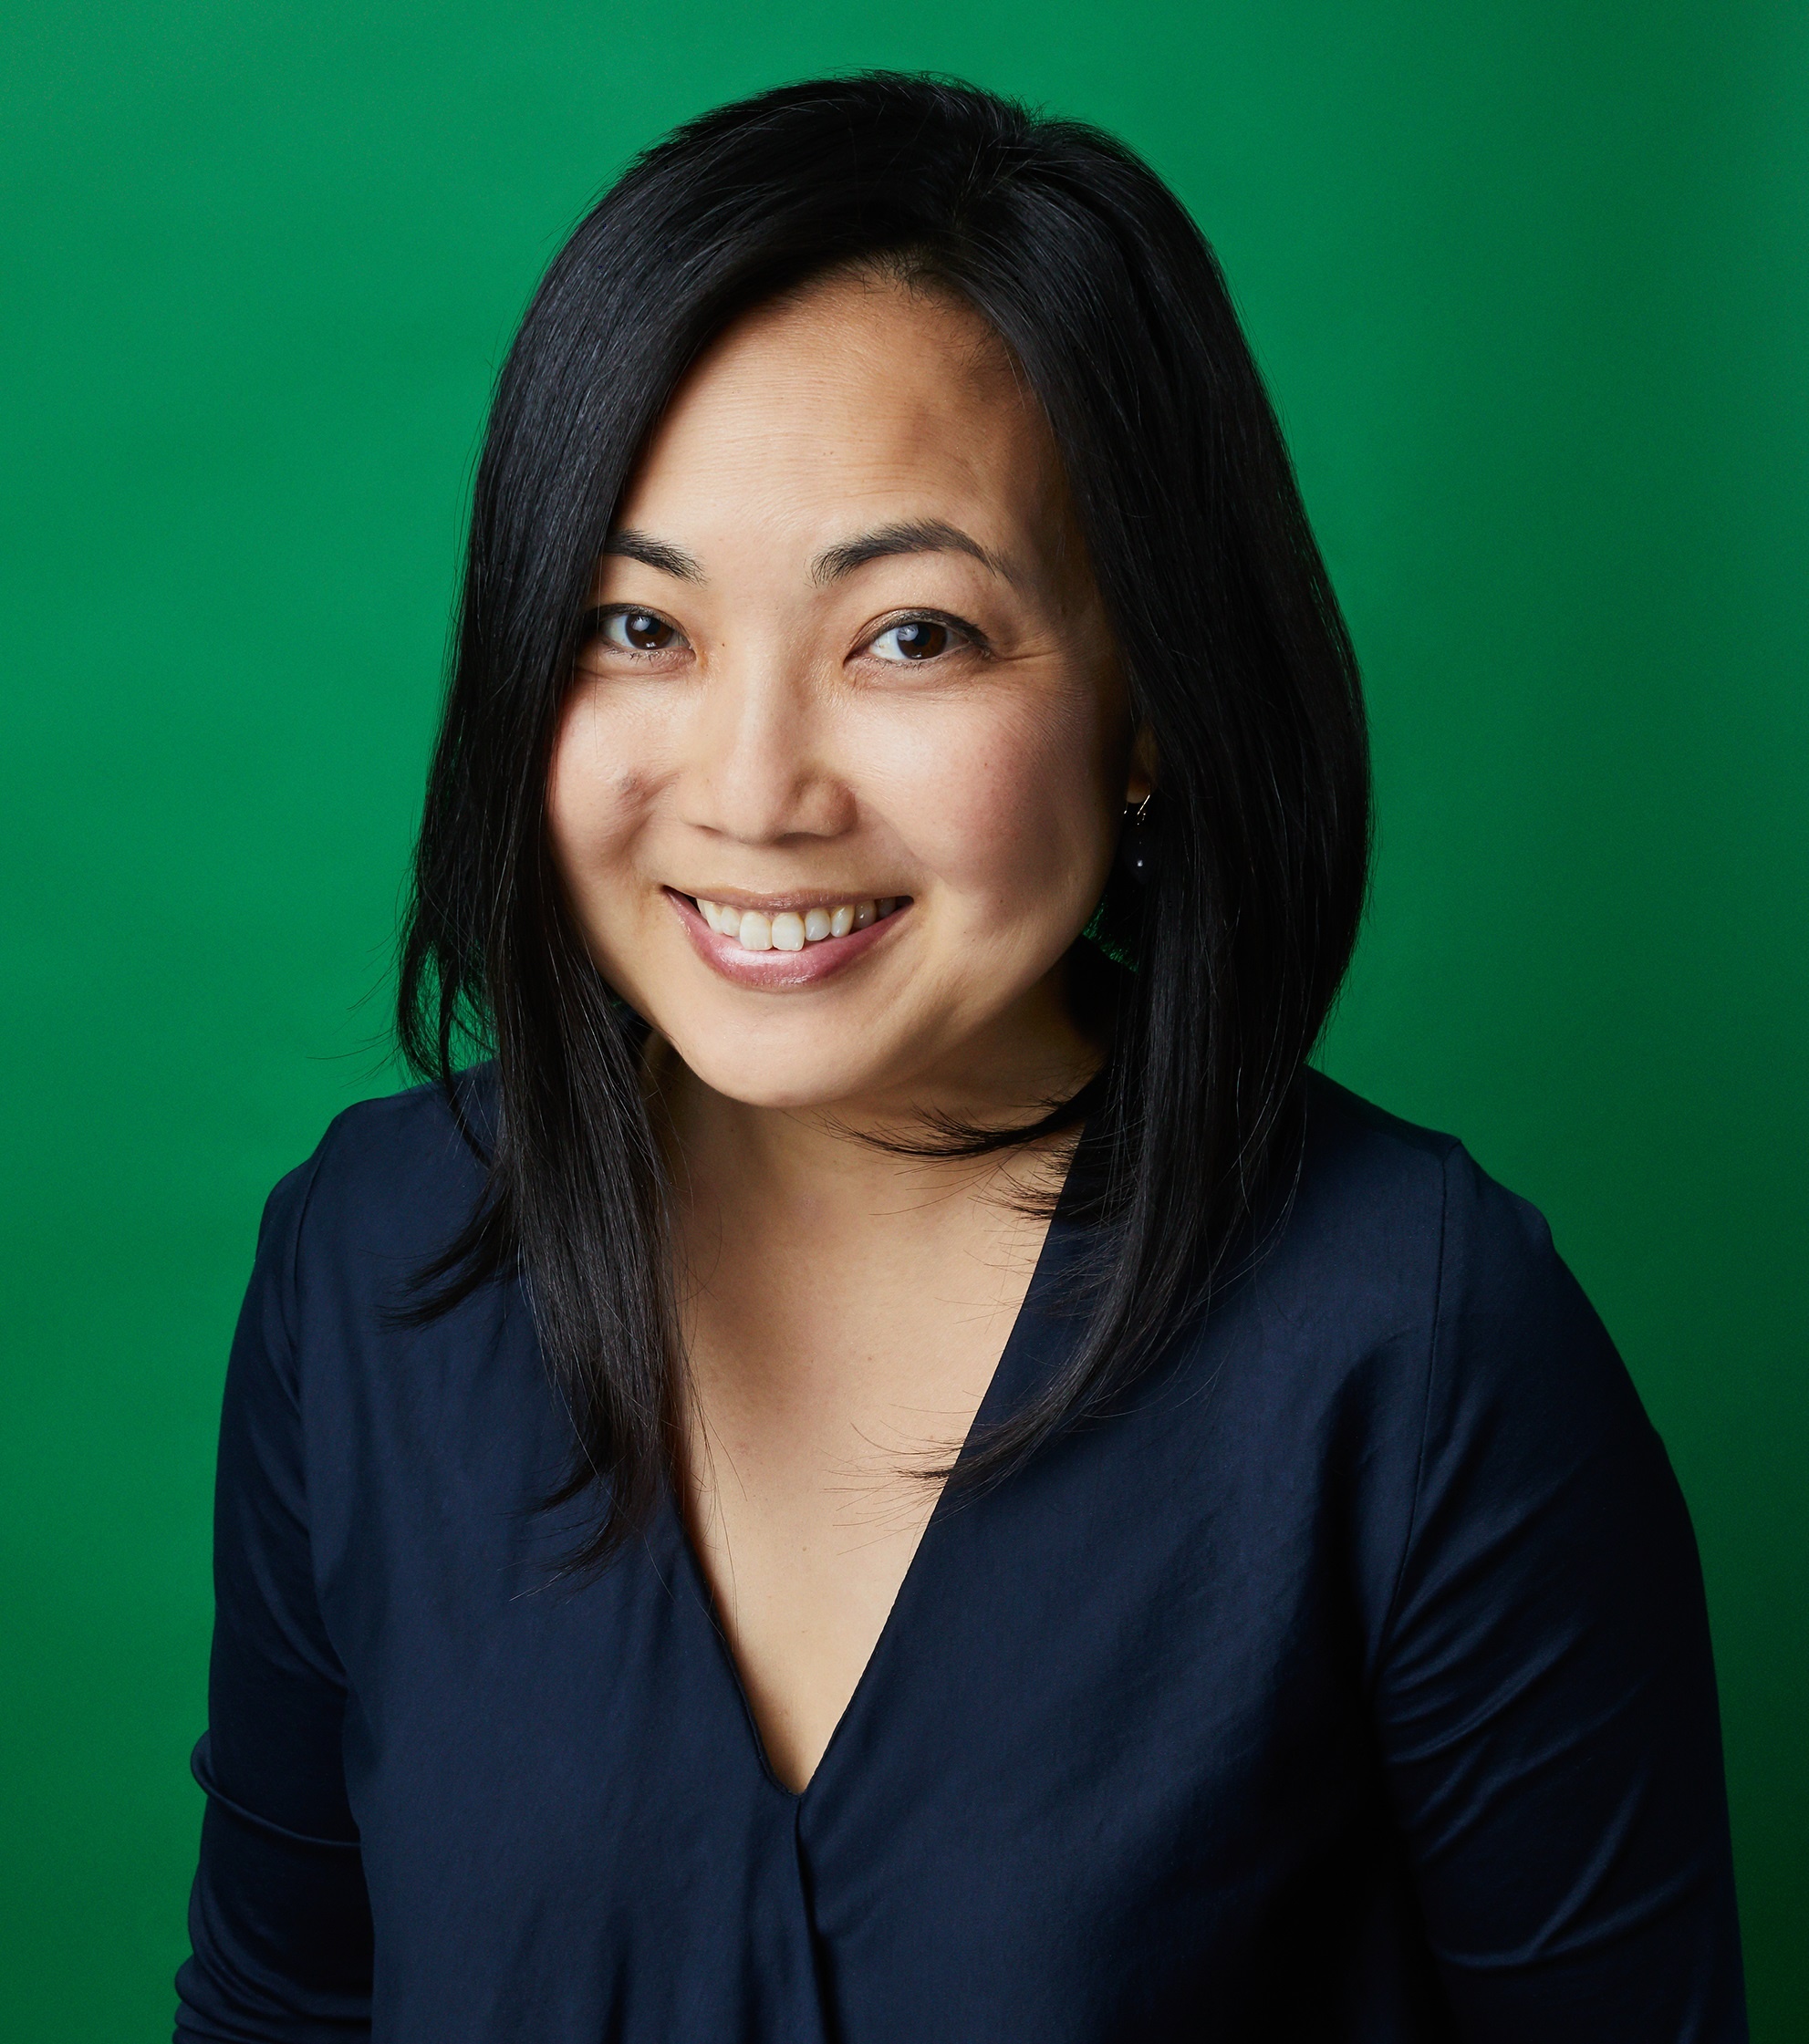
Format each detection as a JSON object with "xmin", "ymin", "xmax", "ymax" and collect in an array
[{"xmin": 1116, "ymin": 793, "xmax": 1157, "ymax": 886}]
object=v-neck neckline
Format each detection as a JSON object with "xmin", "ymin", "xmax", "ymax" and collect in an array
[{"xmin": 663, "ymin": 1157, "xmax": 1087, "ymax": 1807}]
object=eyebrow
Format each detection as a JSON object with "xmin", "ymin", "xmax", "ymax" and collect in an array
[
  {"xmin": 602, "ymin": 528, "xmax": 704, "ymax": 581},
  {"xmin": 812, "ymin": 518, "xmax": 1014, "ymax": 586},
  {"xmin": 599, "ymin": 517, "xmax": 1014, "ymax": 588}
]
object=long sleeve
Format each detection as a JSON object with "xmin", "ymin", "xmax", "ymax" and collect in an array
[
  {"xmin": 1373, "ymin": 1146, "xmax": 1745, "ymax": 2039},
  {"xmin": 175, "ymin": 1152, "xmax": 374, "ymax": 2041},
  {"xmin": 170, "ymin": 1075, "xmax": 1751, "ymax": 2040}
]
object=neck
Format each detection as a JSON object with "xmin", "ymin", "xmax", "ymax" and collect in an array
[{"xmin": 653, "ymin": 967, "xmax": 1098, "ymax": 1255}]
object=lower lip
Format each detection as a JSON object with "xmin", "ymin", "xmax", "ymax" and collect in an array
[{"xmin": 669, "ymin": 890, "xmax": 910, "ymax": 989}]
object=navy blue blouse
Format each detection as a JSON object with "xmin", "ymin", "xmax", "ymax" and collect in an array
[{"xmin": 175, "ymin": 1073, "xmax": 1745, "ymax": 2041}]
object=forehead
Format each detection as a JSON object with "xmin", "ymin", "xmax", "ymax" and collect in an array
[{"xmin": 617, "ymin": 275, "xmax": 1067, "ymax": 548}]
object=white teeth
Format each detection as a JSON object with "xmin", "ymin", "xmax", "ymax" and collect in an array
[{"xmin": 694, "ymin": 896, "xmax": 900, "ymax": 952}]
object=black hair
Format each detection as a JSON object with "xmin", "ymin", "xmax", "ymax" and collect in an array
[{"xmin": 399, "ymin": 72, "xmax": 1370, "ymax": 1566}]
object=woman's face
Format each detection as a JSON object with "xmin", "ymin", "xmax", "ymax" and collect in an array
[{"xmin": 547, "ymin": 273, "xmax": 1140, "ymax": 1117}]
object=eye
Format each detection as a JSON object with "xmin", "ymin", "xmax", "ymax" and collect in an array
[
  {"xmin": 589, "ymin": 607, "xmax": 685, "ymax": 655},
  {"xmin": 866, "ymin": 616, "xmax": 965, "ymax": 663}
]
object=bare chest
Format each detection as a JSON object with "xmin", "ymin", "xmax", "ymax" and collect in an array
[{"xmin": 679, "ymin": 1220, "xmax": 1045, "ymax": 1791}]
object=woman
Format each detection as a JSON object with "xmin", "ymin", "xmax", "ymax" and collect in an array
[{"xmin": 176, "ymin": 74, "xmax": 1744, "ymax": 2042}]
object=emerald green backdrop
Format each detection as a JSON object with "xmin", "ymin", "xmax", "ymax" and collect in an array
[{"xmin": 3, "ymin": 1, "xmax": 1803, "ymax": 2033}]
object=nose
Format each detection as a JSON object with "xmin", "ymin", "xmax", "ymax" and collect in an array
[{"xmin": 682, "ymin": 643, "xmax": 853, "ymax": 846}]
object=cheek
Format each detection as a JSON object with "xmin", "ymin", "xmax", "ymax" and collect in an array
[
  {"xmin": 868, "ymin": 685, "xmax": 1119, "ymax": 922},
  {"xmin": 546, "ymin": 692, "xmax": 650, "ymax": 901}
]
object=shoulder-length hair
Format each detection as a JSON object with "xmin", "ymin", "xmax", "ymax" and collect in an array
[{"xmin": 400, "ymin": 72, "xmax": 1369, "ymax": 1565}]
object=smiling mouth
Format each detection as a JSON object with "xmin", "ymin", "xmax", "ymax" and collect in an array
[{"xmin": 691, "ymin": 894, "xmax": 908, "ymax": 953}]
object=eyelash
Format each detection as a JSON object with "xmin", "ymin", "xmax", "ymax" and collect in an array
[
  {"xmin": 861, "ymin": 609, "xmax": 989, "ymax": 664},
  {"xmin": 578, "ymin": 606, "xmax": 685, "ymax": 659},
  {"xmin": 577, "ymin": 605, "xmax": 991, "ymax": 668}
]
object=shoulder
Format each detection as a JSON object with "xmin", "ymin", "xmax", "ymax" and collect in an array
[
  {"xmin": 1160, "ymin": 1072, "xmax": 1600, "ymax": 1448},
  {"xmin": 1260, "ymin": 1072, "xmax": 1461, "ymax": 1344},
  {"xmin": 313, "ymin": 1066, "xmax": 493, "ymax": 1214},
  {"xmin": 1216, "ymin": 1075, "xmax": 1666, "ymax": 1683},
  {"xmin": 1244, "ymin": 1073, "xmax": 1641, "ymax": 1520},
  {"xmin": 1284, "ymin": 1071, "xmax": 1653, "ymax": 1543},
  {"xmin": 1287, "ymin": 1070, "xmax": 1572, "ymax": 1332},
  {"xmin": 253, "ymin": 1067, "xmax": 496, "ymax": 1309},
  {"xmin": 1296, "ymin": 1068, "xmax": 1459, "ymax": 1232}
]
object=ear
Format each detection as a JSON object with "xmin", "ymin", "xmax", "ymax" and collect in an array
[{"xmin": 1124, "ymin": 722, "xmax": 1159, "ymax": 806}]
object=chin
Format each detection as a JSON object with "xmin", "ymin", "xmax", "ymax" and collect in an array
[{"xmin": 671, "ymin": 1035, "xmax": 901, "ymax": 1115}]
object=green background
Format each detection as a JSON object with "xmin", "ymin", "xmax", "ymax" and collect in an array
[{"xmin": 3, "ymin": 0, "xmax": 1803, "ymax": 2032}]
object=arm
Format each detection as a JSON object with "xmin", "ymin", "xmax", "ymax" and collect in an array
[
  {"xmin": 175, "ymin": 1156, "xmax": 374, "ymax": 2042},
  {"xmin": 1374, "ymin": 1147, "xmax": 1746, "ymax": 2041}
]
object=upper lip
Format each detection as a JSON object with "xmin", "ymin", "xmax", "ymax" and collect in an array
[{"xmin": 668, "ymin": 885, "xmax": 909, "ymax": 915}]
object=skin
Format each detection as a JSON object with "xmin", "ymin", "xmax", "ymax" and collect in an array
[{"xmin": 547, "ymin": 272, "xmax": 1150, "ymax": 1791}]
